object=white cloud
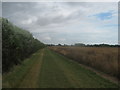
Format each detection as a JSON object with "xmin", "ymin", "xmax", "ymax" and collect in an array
[
  {"xmin": 44, "ymin": 36, "xmax": 51, "ymax": 40},
  {"xmin": 2, "ymin": 2, "xmax": 118, "ymax": 44},
  {"xmin": 2, "ymin": 0, "xmax": 119, "ymax": 2},
  {"xmin": 59, "ymin": 38, "xmax": 66, "ymax": 41}
]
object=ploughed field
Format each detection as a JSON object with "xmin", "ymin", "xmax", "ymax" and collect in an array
[{"xmin": 3, "ymin": 48, "xmax": 118, "ymax": 88}]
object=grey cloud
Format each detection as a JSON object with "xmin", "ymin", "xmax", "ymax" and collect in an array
[
  {"xmin": 3, "ymin": 2, "xmax": 84, "ymax": 27},
  {"xmin": 2, "ymin": 2, "xmax": 117, "ymax": 44},
  {"xmin": 64, "ymin": 2, "xmax": 87, "ymax": 7},
  {"xmin": 0, "ymin": 2, "xmax": 1, "ymax": 17}
]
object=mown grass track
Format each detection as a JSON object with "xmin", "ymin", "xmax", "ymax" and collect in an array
[{"xmin": 3, "ymin": 48, "xmax": 118, "ymax": 88}]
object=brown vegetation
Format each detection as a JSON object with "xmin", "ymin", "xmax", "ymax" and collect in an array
[{"xmin": 49, "ymin": 46, "xmax": 119, "ymax": 79}]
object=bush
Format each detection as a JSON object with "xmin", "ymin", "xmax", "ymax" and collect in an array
[{"xmin": 2, "ymin": 18, "xmax": 45, "ymax": 73}]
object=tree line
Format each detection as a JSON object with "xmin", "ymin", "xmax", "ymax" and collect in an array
[
  {"xmin": 2, "ymin": 18, "xmax": 45, "ymax": 73},
  {"xmin": 47, "ymin": 43, "xmax": 120, "ymax": 47}
]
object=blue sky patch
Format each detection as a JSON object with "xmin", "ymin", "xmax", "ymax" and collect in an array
[{"xmin": 94, "ymin": 11, "xmax": 113, "ymax": 20}]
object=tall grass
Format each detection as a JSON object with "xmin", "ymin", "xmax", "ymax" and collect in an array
[{"xmin": 49, "ymin": 46, "xmax": 119, "ymax": 79}]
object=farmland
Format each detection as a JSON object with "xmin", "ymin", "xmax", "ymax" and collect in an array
[
  {"xmin": 2, "ymin": 48, "xmax": 118, "ymax": 88},
  {"xmin": 2, "ymin": 2, "xmax": 119, "ymax": 89},
  {"xmin": 2, "ymin": 18, "xmax": 119, "ymax": 88},
  {"xmin": 49, "ymin": 46, "xmax": 119, "ymax": 80}
]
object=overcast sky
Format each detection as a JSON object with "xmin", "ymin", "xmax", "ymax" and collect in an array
[{"xmin": 2, "ymin": 2, "xmax": 118, "ymax": 45}]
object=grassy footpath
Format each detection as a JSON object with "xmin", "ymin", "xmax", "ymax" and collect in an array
[
  {"xmin": 3, "ymin": 48, "xmax": 118, "ymax": 88},
  {"xmin": 3, "ymin": 49, "xmax": 44, "ymax": 88},
  {"xmin": 39, "ymin": 49, "xmax": 117, "ymax": 88}
]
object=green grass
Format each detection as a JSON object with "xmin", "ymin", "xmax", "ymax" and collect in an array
[
  {"xmin": 3, "ymin": 48, "xmax": 118, "ymax": 88},
  {"xmin": 38, "ymin": 49, "xmax": 73, "ymax": 88},
  {"xmin": 2, "ymin": 49, "xmax": 43, "ymax": 88},
  {"xmin": 40, "ymin": 49, "xmax": 117, "ymax": 88}
]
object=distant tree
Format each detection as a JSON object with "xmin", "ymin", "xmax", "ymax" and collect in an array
[
  {"xmin": 74, "ymin": 43, "xmax": 85, "ymax": 46},
  {"xmin": 64, "ymin": 44, "xmax": 68, "ymax": 46},
  {"xmin": 46, "ymin": 44, "xmax": 55, "ymax": 46},
  {"xmin": 58, "ymin": 44, "xmax": 62, "ymax": 46}
]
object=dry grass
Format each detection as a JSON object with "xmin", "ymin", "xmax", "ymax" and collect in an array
[{"xmin": 49, "ymin": 46, "xmax": 119, "ymax": 79}]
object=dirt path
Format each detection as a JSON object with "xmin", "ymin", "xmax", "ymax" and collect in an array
[{"xmin": 19, "ymin": 49, "xmax": 44, "ymax": 88}]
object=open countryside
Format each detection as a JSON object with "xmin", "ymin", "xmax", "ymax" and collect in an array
[
  {"xmin": 2, "ymin": 2, "xmax": 119, "ymax": 89},
  {"xmin": 3, "ymin": 48, "xmax": 118, "ymax": 88}
]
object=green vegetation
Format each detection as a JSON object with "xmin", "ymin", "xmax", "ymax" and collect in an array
[
  {"xmin": 3, "ymin": 49, "xmax": 43, "ymax": 88},
  {"xmin": 2, "ymin": 18, "xmax": 118, "ymax": 88},
  {"xmin": 50, "ymin": 46, "xmax": 119, "ymax": 79},
  {"xmin": 2, "ymin": 18, "xmax": 45, "ymax": 72},
  {"xmin": 3, "ymin": 48, "xmax": 118, "ymax": 88}
]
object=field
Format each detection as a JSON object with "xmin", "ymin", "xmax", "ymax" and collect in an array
[
  {"xmin": 2, "ymin": 2, "xmax": 119, "ymax": 89},
  {"xmin": 49, "ymin": 46, "xmax": 119, "ymax": 79},
  {"xmin": 2, "ymin": 48, "xmax": 118, "ymax": 88}
]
